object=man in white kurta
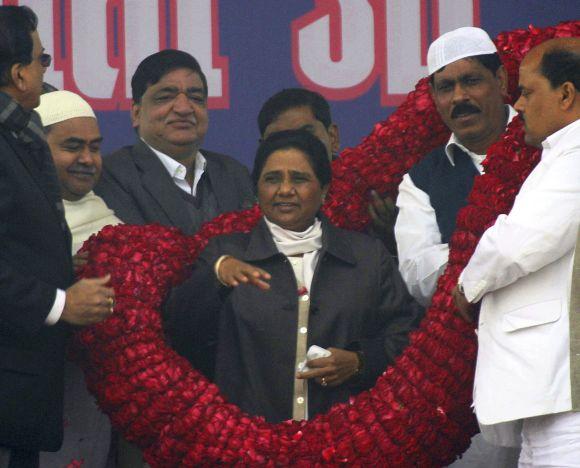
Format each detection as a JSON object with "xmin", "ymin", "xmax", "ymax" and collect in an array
[
  {"xmin": 395, "ymin": 27, "xmax": 520, "ymax": 467},
  {"xmin": 395, "ymin": 27, "xmax": 516, "ymax": 308},
  {"xmin": 35, "ymin": 90, "xmax": 121, "ymax": 468},
  {"xmin": 455, "ymin": 38, "xmax": 580, "ymax": 466}
]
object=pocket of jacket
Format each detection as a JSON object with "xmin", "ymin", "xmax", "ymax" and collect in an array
[{"xmin": 501, "ymin": 298, "xmax": 561, "ymax": 332}]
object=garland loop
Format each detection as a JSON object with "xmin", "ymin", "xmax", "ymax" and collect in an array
[{"xmin": 74, "ymin": 21, "xmax": 579, "ymax": 467}]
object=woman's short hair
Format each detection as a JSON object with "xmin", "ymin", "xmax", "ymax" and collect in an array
[{"xmin": 252, "ymin": 129, "xmax": 332, "ymax": 188}]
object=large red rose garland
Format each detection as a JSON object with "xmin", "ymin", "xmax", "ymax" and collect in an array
[{"xmin": 73, "ymin": 21, "xmax": 579, "ymax": 467}]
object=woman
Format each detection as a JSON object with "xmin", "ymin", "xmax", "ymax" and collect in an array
[{"xmin": 166, "ymin": 129, "xmax": 422, "ymax": 423}]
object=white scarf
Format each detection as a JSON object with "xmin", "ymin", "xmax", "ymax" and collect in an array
[
  {"xmin": 63, "ymin": 191, "xmax": 122, "ymax": 253},
  {"xmin": 264, "ymin": 217, "xmax": 323, "ymax": 291}
]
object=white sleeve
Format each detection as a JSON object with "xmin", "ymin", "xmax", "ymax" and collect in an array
[
  {"xmin": 395, "ymin": 174, "xmax": 449, "ymax": 306},
  {"xmin": 460, "ymin": 150, "xmax": 580, "ymax": 303},
  {"xmin": 44, "ymin": 289, "xmax": 66, "ymax": 325}
]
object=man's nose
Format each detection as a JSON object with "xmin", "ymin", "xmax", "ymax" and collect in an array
[
  {"xmin": 451, "ymin": 83, "xmax": 469, "ymax": 103},
  {"xmin": 514, "ymin": 95, "xmax": 524, "ymax": 113},
  {"xmin": 173, "ymin": 92, "xmax": 194, "ymax": 113},
  {"xmin": 77, "ymin": 146, "xmax": 94, "ymax": 164}
]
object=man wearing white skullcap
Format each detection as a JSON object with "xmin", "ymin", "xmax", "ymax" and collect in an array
[
  {"xmin": 35, "ymin": 90, "xmax": 121, "ymax": 468},
  {"xmin": 394, "ymin": 27, "xmax": 520, "ymax": 467},
  {"xmin": 36, "ymin": 90, "xmax": 121, "ymax": 253}
]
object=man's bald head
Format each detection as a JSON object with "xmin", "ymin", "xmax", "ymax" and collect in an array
[
  {"xmin": 515, "ymin": 37, "xmax": 580, "ymax": 146},
  {"xmin": 527, "ymin": 38, "xmax": 580, "ymax": 89}
]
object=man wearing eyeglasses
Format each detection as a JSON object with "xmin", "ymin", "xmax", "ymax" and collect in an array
[{"xmin": 0, "ymin": 6, "xmax": 115, "ymax": 467}]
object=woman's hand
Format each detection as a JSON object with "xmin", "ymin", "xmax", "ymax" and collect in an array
[
  {"xmin": 217, "ymin": 256, "xmax": 271, "ymax": 290},
  {"xmin": 297, "ymin": 347, "xmax": 360, "ymax": 387}
]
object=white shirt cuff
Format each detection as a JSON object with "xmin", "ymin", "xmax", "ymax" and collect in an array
[
  {"xmin": 459, "ymin": 270, "xmax": 486, "ymax": 303},
  {"xmin": 45, "ymin": 289, "xmax": 66, "ymax": 325}
]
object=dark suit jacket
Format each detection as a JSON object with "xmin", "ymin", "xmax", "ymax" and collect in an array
[
  {"xmin": 0, "ymin": 127, "xmax": 73, "ymax": 451},
  {"xmin": 95, "ymin": 140, "xmax": 255, "ymax": 235},
  {"xmin": 166, "ymin": 217, "xmax": 423, "ymax": 422}
]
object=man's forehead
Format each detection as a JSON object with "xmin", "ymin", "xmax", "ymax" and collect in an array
[
  {"xmin": 31, "ymin": 30, "xmax": 42, "ymax": 51},
  {"xmin": 433, "ymin": 57, "xmax": 491, "ymax": 80},
  {"xmin": 50, "ymin": 117, "xmax": 100, "ymax": 136},
  {"xmin": 146, "ymin": 68, "xmax": 203, "ymax": 91},
  {"xmin": 272, "ymin": 106, "xmax": 319, "ymax": 127},
  {"xmin": 519, "ymin": 49, "xmax": 543, "ymax": 75}
]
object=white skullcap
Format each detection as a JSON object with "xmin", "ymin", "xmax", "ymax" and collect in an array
[
  {"xmin": 427, "ymin": 26, "xmax": 497, "ymax": 75},
  {"xmin": 35, "ymin": 90, "xmax": 96, "ymax": 127}
]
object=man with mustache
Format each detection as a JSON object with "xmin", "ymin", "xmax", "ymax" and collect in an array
[
  {"xmin": 35, "ymin": 89, "xmax": 121, "ymax": 467},
  {"xmin": 394, "ymin": 27, "xmax": 520, "ymax": 466},
  {"xmin": 395, "ymin": 27, "xmax": 516, "ymax": 307},
  {"xmin": 453, "ymin": 37, "xmax": 580, "ymax": 466},
  {"xmin": 95, "ymin": 50, "xmax": 254, "ymax": 237}
]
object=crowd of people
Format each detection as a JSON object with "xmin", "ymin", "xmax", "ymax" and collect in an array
[{"xmin": 0, "ymin": 4, "xmax": 578, "ymax": 468}]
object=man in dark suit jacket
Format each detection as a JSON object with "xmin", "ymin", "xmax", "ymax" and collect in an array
[
  {"xmin": 0, "ymin": 7, "xmax": 114, "ymax": 467},
  {"xmin": 95, "ymin": 50, "xmax": 254, "ymax": 236}
]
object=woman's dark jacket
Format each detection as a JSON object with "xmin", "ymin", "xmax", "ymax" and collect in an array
[{"xmin": 165, "ymin": 217, "xmax": 423, "ymax": 423}]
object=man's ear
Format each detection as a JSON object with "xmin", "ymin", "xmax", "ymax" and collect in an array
[
  {"xmin": 559, "ymin": 81, "xmax": 577, "ymax": 111},
  {"xmin": 328, "ymin": 123, "xmax": 340, "ymax": 155},
  {"xmin": 10, "ymin": 63, "xmax": 26, "ymax": 92},
  {"xmin": 130, "ymin": 102, "xmax": 141, "ymax": 129},
  {"xmin": 496, "ymin": 65, "xmax": 509, "ymax": 98}
]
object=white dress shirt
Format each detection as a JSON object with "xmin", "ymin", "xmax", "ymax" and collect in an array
[
  {"xmin": 145, "ymin": 139, "xmax": 207, "ymax": 196},
  {"xmin": 395, "ymin": 106, "xmax": 517, "ymax": 306}
]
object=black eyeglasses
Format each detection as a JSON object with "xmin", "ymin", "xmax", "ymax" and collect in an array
[{"xmin": 39, "ymin": 53, "xmax": 52, "ymax": 68}]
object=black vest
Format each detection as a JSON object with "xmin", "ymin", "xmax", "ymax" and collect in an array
[{"xmin": 408, "ymin": 145, "xmax": 479, "ymax": 243}]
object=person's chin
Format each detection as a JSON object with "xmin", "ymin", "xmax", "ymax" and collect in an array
[
  {"xmin": 451, "ymin": 112, "xmax": 482, "ymax": 131},
  {"xmin": 453, "ymin": 121, "xmax": 488, "ymax": 144},
  {"xmin": 72, "ymin": 184, "xmax": 93, "ymax": 197},
  {"xmin": 167, "ymin": 133, "xmax": 202, "ymax": 146},
  {"xmin": 271, "ymin": 214, "xmax": 302, "ymax": 231}
]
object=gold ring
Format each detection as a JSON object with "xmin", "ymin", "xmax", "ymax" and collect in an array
[
  {"xmin": 321, "ymin": 377, "xmax": 328, "ymax": 387},
  {"xmin": 108, "ymin": 297, "xmax": 114, "ymax": 311}
]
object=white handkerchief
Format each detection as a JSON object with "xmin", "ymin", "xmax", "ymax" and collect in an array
[{"xmin": 298, "ymin": 345, "xmax": 332, "ymax": 372}]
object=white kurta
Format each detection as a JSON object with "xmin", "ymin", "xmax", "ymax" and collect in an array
[
  {"xmin": 460, "ymin": 119, "xmax": 580, "ymax": 443},
  {"xmin": 395, "ymin": 106, "xmax": 517, "ymax": 307},
  {"xmin": 63, "ymin": 191, "xmax": 122, "ymax": 253}
]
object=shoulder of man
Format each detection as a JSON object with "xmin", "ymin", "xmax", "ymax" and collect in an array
[
  {"xmin": 200, "ymin": 148, "xmax": 249, "ymax": 171},
  {"xmin": 100, "ymin": 144, "xmax": 149, "ymax": 181},
  {"xmin": 201, "ymin": 148, "xmax": 255, "ymax": 206},
  {"xmin": 407, "ymin": 144, "xmax": 450, "ymax": 188},
  {"xmin": 409, "ymin": 144, "xmax": 447, "ymax": 174}
]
